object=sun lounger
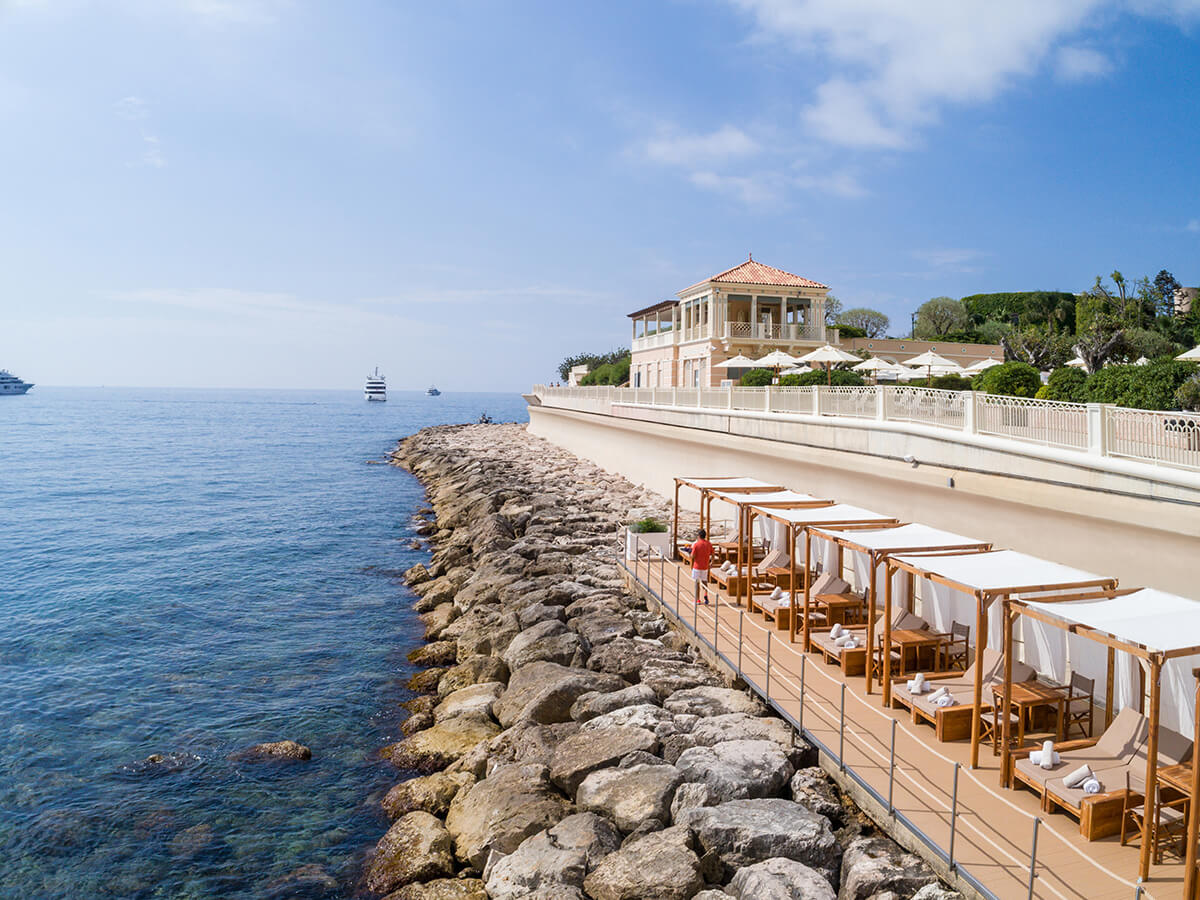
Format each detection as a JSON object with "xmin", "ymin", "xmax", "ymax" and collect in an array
[
  {"xmin": 892, "ymin": 649, "xmax": 1036, "ymax": 743},
  {"xmin": 756, "ymin": 570, "xmax": 847, "ymax": 630},
  {"xmin": 810, "ymin": 609, "xmax": 926, "ymax": 677}
]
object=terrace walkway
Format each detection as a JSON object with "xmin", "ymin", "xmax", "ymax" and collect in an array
[{"xmin": 624, "ymin": 554, "xmax": 1180, "ymax": 900}]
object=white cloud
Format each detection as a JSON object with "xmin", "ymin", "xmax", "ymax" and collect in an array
[
  {"xmin": 644, "ymin": 125, "xmax": 760, "ymax": 166},
  {"xmin": 792, "ymin": 167, "xmax": 868, "ymax": 198},
  {"xmin": 913, "ymin": 247, "xmax": 984, "ymax": 270},
  {"xmin": 1056, "ymin": 45, "xmax": 1110, "ymax": 80},
  {"xmin": 689, "ymin": 171, "xmax": 780, "ymax": 208}
]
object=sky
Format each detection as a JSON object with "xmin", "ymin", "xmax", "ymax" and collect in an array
[{"xmin": 1, "ymin": 0, "xmax": 1198, "ymax": 390}]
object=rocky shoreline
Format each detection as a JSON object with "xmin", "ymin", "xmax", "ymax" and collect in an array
[{"xmin": 369, "ymin": 422, "xmax": 960, "ymax": 900}]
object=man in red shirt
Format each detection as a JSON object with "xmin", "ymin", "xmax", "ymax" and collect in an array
[{"xmin": 689, "ymin": 528, "xmax": 714, "ymax": 605}]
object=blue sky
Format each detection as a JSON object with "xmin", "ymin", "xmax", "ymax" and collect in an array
[{"xmin": 1, "ymin": 0, "xmax": 1198, "ymax": 390}]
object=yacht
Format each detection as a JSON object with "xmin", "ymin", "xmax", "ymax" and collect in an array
[
  {"xmin": 426, "ymin": 385, "xmax": 441, "ymax": 397},
  {"xmin": 0, "ymin": 370, "xmax": 33, "ymax": 395},
  {"xmin": 364, "ymin": 368, "xmax": 387, "ymax": 401}
]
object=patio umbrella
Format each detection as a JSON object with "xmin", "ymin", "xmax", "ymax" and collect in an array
[
  {"xmin": 779, "ymin": 365, "xmax": 812, "ymax": 376},
  {"xmin": 1065, "ymin": 356, "xmax": 1087, "ymax": 369},
  {"xmin": 851, "ymin": 356, "xmax": 893, "ymax": 384},
  {"xmin": 1175, "ymin": 345, "xmax": 1200, "ymax": 361},
  {"xmin": 963, "ymin": 357, "xmax": 1002, "ymax": 373},
  {"xmin": 902, "ymin": 350, "xmax": 959, "ymax": 385},
  {"xmin": 799, "ymin": 343, "xmax": 861, "ymax": 385},
  {"xmin": 752, "ymin": 350, "xmax": 802, "ymax": 368},
  {"xmin": 1135, "ymin": 356, "xmax": 1150, "ymax": 366},
  {"xmin": 712, "ymin": 354, "xmax": 759, "ymax": 369}
]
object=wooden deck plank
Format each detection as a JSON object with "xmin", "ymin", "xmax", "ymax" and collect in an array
[{"xmin": 628, "ymin": 558, "xmax": 1179, "ymax": 900}]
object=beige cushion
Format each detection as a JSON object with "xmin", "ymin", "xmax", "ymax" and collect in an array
[{"xmin": 810, "ymin": 572, "xmax": 850, "ymax": 596}]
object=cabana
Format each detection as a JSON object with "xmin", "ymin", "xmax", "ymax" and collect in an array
[
  {"xmin": 887, "ymin": 550, "xmax": 1116, "ymax": 768},
  {"xmin": 670, "ymin": 476, "xmax": 782, "ymax": 559},
  {"xmin": 808, "ymin": 524, "xmax": 992, "ymax": 694},
  {"xmin": 744, "ymin": 504, "xmax": 899, "ymax": 646},
  {"xmin": 1007, "ymin": 588, "xmax": 1200, "ymax": 877},
  {"xmin": 706, "ymin": 489, "xmax": 834, "ymax": 601}
]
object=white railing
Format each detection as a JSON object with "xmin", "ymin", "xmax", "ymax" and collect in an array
[
  {"xmin": 723, "ymin": 321, "xmax": 825, "ymax": 342},
  {"xmin": 530, "ymin": 384, "xmax": 1200, "ymax": 475},
  {"xmin": 632, "ymin": 330, "xmax": 677, "ymax": 351}
]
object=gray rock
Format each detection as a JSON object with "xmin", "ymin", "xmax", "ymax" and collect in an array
[
  {"xmin": 692, "ymin": 892, "xmax": 729, "ymax": 900},
  {"xmin": 437, "ymin": 656, "xmax": 510, "ymax": 698},
  {"xmin": 572, "ymin": 611, "xmax": 637, "ymax": 646},
  {"xmin": 381, "ymin": 770, "xmax": 474, "ymax": 819},
  {"xmin": 486, "ymin": 721, "xmax": 580, "ymax": 768},
  {"xmin": 519, "ymin": 602, "xmax": 567, "ymax": 628},
  {"xmin": 455, "ymin": 610, "xmax": 522, "ymax": 657},
  {"xmin": 639, "ymin": 658, "xmax": 724, "ymax": 699},
  {"xmin": 435, "ymin": 682, "xmax": 504, "ymax": 723},
  {"xmin": 582, "ymin": 824, "xmax": 703, "ymax": 900},
  {"xmin": 675, "ymin": 740, "xmax": 795, "ymax": 802},
  {"xmin": 444, "ymin": 763, "xmax": 571, "ymax": 869},
  {"xmin": 384, "ymin": 716, "xmax": 502, "ymax": 772},
  {"xmin": 493, "ymin": 661, "xmax": 627, "ymax": 728},
  {"xmin": 663, "ymin": 686, "xmax": 766, "ymax": 718},
  {"xmin": 839, "ymin": 835, "xmax": 936, "ymax": 900},
  {"xmin": 548, "ymin": 811, "xmax": 622, "ymax": 868},
  {"xmin": 381, "ymin": 879, "xmax": 487, "ymax": 900},
  {"xmin": 909, "ymin": 885, "xmax": 962, "ymax": 900},
  {"xmin": 549, "ymin": 726, "xmax": 660, "ymax": 795},
  {"xmin": 727, "ymin": 858, "xmax": 837, "ymax": 900},
  {"xmin": 580, "ymin": 703, "xmax": 681, "ymax": 739},
  {"xmin": 484, "ymin": 830, "xmax": 588, "ymax": 900},
  {"xmin": 790, "ymin": 767, "xmax": 844, "ymax": 825},
  {"xmin": 570, "ymin": 684, "xmax": 660, "ymax": 722},
  {"xmin": 576, "ymin": 763, "xmax": 684, "ymax": 832},
  {"xmin": 678, "ymin": 799, "xmax": 839, "ymax": 876},
  {"xmin": 670, "ymin": 781, "xmax": 717, "ymax": 823},
  {"xmin": 228, "ymin": 740, "xmax": 312, "ymax": 762},
  {"xmin": 366, "ymin": 811, "xmax": 454, "ymax": 894},
  {"xmin": 587, "ymin": 638, "xmax": 688, "ymax": 681},
  {"xmin": 502, "ymin": 619, "xmax": 584, "ymax": 669},
  {"xmin": 619, "ymin": 750, "xmax": 669, "ymax": 768},
  {"xmin": 420, "ymin": 602, "xmax": 459, "ymax": 641},
  {"xmin": 663, "ymin": 713, "xmax": 797, "ymax": 763},
  {"xmin": 408, "ymin": 640, "xmax": 458, "ymax": 667},
  {"xmin": 404, "ymin": 563, "xmax": 432, "ymax": 586}
]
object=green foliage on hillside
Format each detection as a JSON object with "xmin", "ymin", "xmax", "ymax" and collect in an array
[
  {"xmin": 1085, "ymin": 360, "xmax": 1197, "ymax": 410},
  {"xmin": 558, "ymin": 348, "xmax": 630, "ymax": 382},
  {"xmin": 580, "ymin": 355, "xmax": 631, "ymax": 386},
  {"xmin": 975, "ymin": 361, "xmax": 1042, "ymax": 397},
  {"xmin": 961, "ymin": 292, "xmax": 1078, "ymax": 333}
]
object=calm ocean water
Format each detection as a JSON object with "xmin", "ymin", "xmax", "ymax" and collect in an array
[{"xmin": 0, "ymin": 387, "xmax": 529, "ymax": 899}]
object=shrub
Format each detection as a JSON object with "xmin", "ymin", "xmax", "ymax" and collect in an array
[
  {"xmin": 581, "ymin": 356, "xmax": 632, "ymax": 386},
  {"xmin": 1043, "ymin": 367, "xmax": 1088, "ymax": 403},
  {"xmin": 976, "ymin": 361, "xmax": 1042, "ymax": 397},
  {"xmin": 781, "ymin": 369, "xmax": 866, "ymax": 387},
  {"xmin": 1176, "ymin": 376, "xmax": 1200, "ymax": 412},
  {"xmin": 834, "ymin": 324, "xmax": 867, "ymax": 339},
  {"xmin": 1120, "ymin": 327, "xmax": 1180, "ymax": 362},
  {"xmin": 740, "ymin": 368, "xmax": 774, "ymax": 387},
  {"xmin": 629, "ymin": 517, "xmax": 667, "ymax": 533},
  {"xmin": 930, "ymin": 374, "xmax": 973, "ymax": 391},
  {"xmin": 1086, "ymin": 360, "xmax": 1198, "ymax": 410}
]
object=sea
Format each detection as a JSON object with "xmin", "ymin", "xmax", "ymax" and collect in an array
[{"xmin": 0, "ymin": 387, "xmax": 530, "ymax": 899}]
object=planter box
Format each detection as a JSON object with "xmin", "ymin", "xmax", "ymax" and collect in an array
[{"xmin": 625, "ymin": 529, "xmax": 672, "ymax": 561}]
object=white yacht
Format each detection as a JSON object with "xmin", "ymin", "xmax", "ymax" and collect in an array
[
  {"xmin": 426, "ymin": 385, "xmax": 441, "ymax": 397},
  {"xmin": 364, "ymin": 368, "xmax": 386, "ymax": 401},
  {"xmin": 0, "ymin": 370, "xmax": 33, "ymax": 395}
]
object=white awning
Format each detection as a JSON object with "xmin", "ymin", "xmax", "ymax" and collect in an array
[
  {"xmin": 818, "ymin": 523, "xmax": 989, "ymax": 554},
  {"xmin": 709, "ymin": 488, "xmax": 829, "ymax": 506},
  {"xmin": 751, "ymin": 503, "xmax": 897, "ymax": 526},
  {"xmin": 890, "ymin": 549, "xmax": 1112, "ymax": 595},
  {"xmin": 677, "ymin": 476, "xmax": 781, "ymax": 491},
  {"xmin": 1024, "ymin": 589, "xmax": 1200, "ymax": 656}
]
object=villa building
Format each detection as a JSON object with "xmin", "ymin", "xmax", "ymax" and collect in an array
[{"xmin": 627, "ymin": 257, "xmax": 1001, "ymax": 388}]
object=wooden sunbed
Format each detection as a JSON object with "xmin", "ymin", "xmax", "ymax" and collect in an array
[{"xmin": 810, "ymin": 610, "xmax": 927, "ymax": 677}]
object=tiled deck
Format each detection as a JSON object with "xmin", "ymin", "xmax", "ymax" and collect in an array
[{"xmin": 626, "ymin": 556, "xmax": 1182, "ymax": 900}]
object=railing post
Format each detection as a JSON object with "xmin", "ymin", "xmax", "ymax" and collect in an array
[
  {"xmin": 765, "ymin": 631, "xmax": 772, "ymax": 699},
  {"xmin": 1086, "ymin": 403, "xmax": 1108, "ymax": 456},
  {"xmin": 949, "ymin": 762, "xmax": 960, "ymax": 868},
  {"xmin": 675, "ymin": 563, "xmax": 680, "ymax": 618},
  {"xmin": 798, "ymin": 654, "xmax": 806, "ymax": 731},
  {"xmin": 1027, "ymin": 817, "xmax": 1040, "ymax": 900},
  {"xmin": 812, "ymin": 387, "xmax": 821, "ymax": 416},
  {"xmin": 963, "ymin": 390, "xmax": 978, "ymax": 435},
  {"xmin": 888, "ymin": 719, "xmax": 897, "ymax": 814},
  {"xmin": 875, "ymin": 385, "xmax": 886, "ymax": 421},
  {"xmin": 671, "ymin": 387, "xmax": 677, "ymax": 407},
  {"xmin": 765, "ymin": 387, "xmax": 772, "ymax": 412},
  {"xmin": 839, "ymin": 683, "xmax": 847, "ymax": 771},
  {"xmin": 713, "ymin": 593, "xmax": 719, "ymax": 649},
  {"xmin": 726, "ymin": 384, "xmax": 734, "ymax": 410},
  {"xmin": 737, "ymin": 611, "xmax": 744, "ymax": 676}
]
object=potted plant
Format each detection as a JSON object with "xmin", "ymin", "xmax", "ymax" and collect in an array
[{"xmin": 625, "ymin": 516, "xmax": 671, "ymax": 561}]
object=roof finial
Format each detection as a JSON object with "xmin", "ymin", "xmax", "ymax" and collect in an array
[{"xmin": 748, "ymin": 251, "xmax": 752, "ymax": 261}]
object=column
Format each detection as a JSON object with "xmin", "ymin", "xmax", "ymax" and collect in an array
[{"xmin": 750, "ymin": 296, "xmax": 758, "ymax": 338}]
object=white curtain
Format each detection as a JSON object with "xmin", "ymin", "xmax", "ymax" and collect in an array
[{"xmin": 1161, "ymin": 654, "xmax": 1200, "ymax": 737}]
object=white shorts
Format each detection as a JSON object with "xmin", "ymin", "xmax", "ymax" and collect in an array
[{"xmin": 691, "ymin": 568, "xmax": 709, "ymax": 583}]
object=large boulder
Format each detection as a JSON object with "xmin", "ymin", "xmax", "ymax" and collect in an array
[
  {"xmin": 789, "ymin": 768, "xmax": 844, "ymax": 826},
  {"xmin": 487, "ymin": 721, "xmax": 580, "ymax": 768},
  {"xmin": 408, "ymin": 640, "xmax": 458, "ymax": 668},
  {"xmin": 838, "ymin": 835, "xmax": 937, "ymax": 900},
  {"xmin": 586, "ymin": 638, "xmax": 688, "ymax": 681},
  {"xmin": 435, "ymin": 682, "xmax": 504, "ymax": 723},
  {"xmin": 678, "ymin": 799, "xmax": 839, "ymax": 877},
  {"xmin": 420, "ymin": 602, "xmax": 459, "ymax": 641},
  {"xmin": 576, "ymin": 763, "xmax": 684, "ymax": 832},
  {"xmin": 381, "ymin": 770, "xmax": 474, "ymax": 819},
  {"xmin": 484, "ymin": 830, "xmax": 588, "ymax": 900},
  {"xmin": 366, "ymin": 811, "xmax": 455, "ymax": 894},
  {"xmin": 675, "ymin": 739, "xmax": 794, "ymax": 802},
  {"xmin": 493, "ymin": 662, "xmax": 626, "ymax": 728},
  {"xmin": 663, "ymin": 714, "xmax": 798, "ymax": 763},
  {"xmin": 579, "ymin": 703, "xmax": 681, "ymax": 739},
  {"xmin": 385, "ymin": 716, "xmax": 501, "ymax": 772},
  {"xmin": 383, "ymin": 878, "xmax": 487, "ymax": 900},
  {"xmin": 582, "ymin": 824, "xmax": 703, "ymax": 900},
  {"xmin": 670, "ymin": 781, "xmax": 717, "ymax": 823},
  {"xmin": 437, "ymin": 656, "xmax": 510, "ymax": 698},
  {"xmin": 546, "ymin": 812, "xmax": 622, "ymax": 868},
  {"xmin": 662, "ymin": 686, "xmax": 765, "ymax": 718},
  {"xmin": 638, "ymin": 659, "xmax": 723, "ymax": 699},
  {"xmin": 228, "ymin": 740, "xmax": 312, "ymax": 762},
  {"xmin": 726, "ymin": 857, "xmax": 837, "ymax": 900},
  {"xmin": 570, "ymin": 684, "xmax": 659, "ymax": 722},
  {"xmin": 502, "ymin": 619, "xmax": 584, "ymax": 670},
  {"xmin": 571, "ymin": 611, "xmax": 637, "ymax": 646},
  {"xmin": 549, "ymin": 726, "xmax": 660, "ymax": 795},
  {"xmin": 519, "ymin": 602, "xmax": 568, "ymax": 629},
  {"xmin": 444, "ymin": 763, "xmax": 571, "ymax": 869}
]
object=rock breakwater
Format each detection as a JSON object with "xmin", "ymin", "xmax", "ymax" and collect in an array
[{"xmin": 373, "ymin": 423, "xmax": 961, "ymax": 900}]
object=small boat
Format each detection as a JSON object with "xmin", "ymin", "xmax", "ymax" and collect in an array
[
  {"xmin": 0, "ymin": 370, "xmax": 33, "ymax": 395},
  {"xmin": 478, "ymin": 412, "xmax": 493, "ymax": 424},
  {"xmin": 365, "ymin": 368, "xmax": 387, "ymax": 401},
  {"xmin": 426, "ymin": 385, "xmax": 441, "ymax": 397}
]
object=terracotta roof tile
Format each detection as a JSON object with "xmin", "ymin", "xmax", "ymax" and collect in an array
[{"xmin": 683, "ymin": 257, "xmax": 828, "ymax": 293}]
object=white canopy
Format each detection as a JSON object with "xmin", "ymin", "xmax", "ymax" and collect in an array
[
  {"xmin": 1065, "ymin": 356, "xmax": 1087, "ymax": 369},
  {"xmin": 677, "ymin": 476, "xmax": 780, "ymax": 491},
  {"xmin": 780, "ymin": 365, "xmax": 812, "ymax": 376},
  {"xmin": 1023, "ymin": 588, "xmax": 1200, "ymax": 656},
  {"xmin": 799, "ymin": 344, "xmax": 860, "ymax": 365},
  {"xmin": 751, "ymin": 502, "xmax": 897, "ymax": 527},
  {"xmin": 1177, "ymin": 345, "xmax": 1200, "ymax": 361},
  {"xmin": 817, "ymin": 522, "xmax": 990, "ymax": 554},
  {"xmin": 964, "ymin": 357, "xmax": 1002, "ymax": 373},
  {"xmin": 852, "ymin": 356, "xmax": 891, "ymax": 372},
  {"xmin": 713, "ymin": 354, "xmax": 760, "ymax": 369},
  {"xmin": 709, "ymin": 488, "xmax": 826, "ymax": 506},
  {"xmin": 903, "ymin": 350, "xmax": 958, "ymax": 369},
  {"xmin": 1135, "ymin": 356, "xmax": 1150, "ymax": 366},
  {"xmin": 890, "ymin": 548, "xmax": 1112, "ymax": 596},
  {"xmin": 753, "ymin": 350, "xmax": 801, "ymax": 367}
]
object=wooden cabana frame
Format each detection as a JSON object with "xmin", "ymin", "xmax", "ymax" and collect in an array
[
  {"xmin": 1185, "ymin": 667, "xmax": 1200, "ymax": 900},
  {"xmin": 745, "ymin": 504, "xmax": 899, "ymax": 647},
  {"xmin": 670, "ymin": 476, "xmax": 781, "ymax": 560},
  {"xmin": 1008, "ymin": 588, "xmax": 1200, "ymax": 882},
  {"xmin": 888, "ymin": 550, "xmax": 1116, "ymax": 770},
  {"xmin": 808, "ymin": 524, "xmax": 993, "ymax": 696}
]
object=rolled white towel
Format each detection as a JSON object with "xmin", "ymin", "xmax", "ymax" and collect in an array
[
  {"xmin": 841, "ymin": 638, "xmax": 858, "ymax": 650},
  {"xmin": 1040, "ymin": 740, "xmax": 1055, "ymax": 771},
  {"xmin": 912, "ymin": 672, "xmax": 927, "ymax": 691},
  {"xmin": 1029, "ymin": 750, "xmax": 1061, "ymax": 767},
  {"xmin": 770, "ymin": 586, "xmax": 784, "ymax": 601},
  {"xmin": 830, "ymin": 623, "xmax": 844, "ymax": 639},
  {"xmin": 934, "ymin": 693, "xmax": 955, "ymax": 707},
  {"xmin": 1082, "ymin": 777, "xmax": 1102, "ymax": 794},
  {"xmin": 928, "ymin": 686, "xmax": 950, "ymax": 702},
  {"xmin": 1062, "ymin": 764, "xmax": 1093, "ymax": 789},
  {"xmin": 906, "ymin": 678, "xmax": 923, "ymax": 693},
  {"xmin": 835, "ymin": 634, "xmax": 854, "ymax": 647}
]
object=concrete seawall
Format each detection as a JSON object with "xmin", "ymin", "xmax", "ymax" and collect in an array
[{"xmin": 528, "ymin": 405, "xmax": 1200, "ymax": 598}]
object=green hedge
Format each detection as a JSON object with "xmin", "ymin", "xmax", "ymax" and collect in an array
[
  {"xmin": 739, "ymin": 368, "xmax": 774, "ymax": 386},
  {"xmin": 580, "ymin": 355, "xmax": 631, "ymax": 386},
  {"xmin": 1042, "ymin": 367, "xmax": 1089, "ymax": 403},
  {"xmin": 779, "ymin": 369, "xmax": 865, "ymax": 387},
  {"xmin": 930, "ymin": 374, "xmax": 973, "ymax": 391},
  {"xmin": 975, "ymin": 361, "xmax": 1042, "ymax": 397},
  {"xmin": 1085, "ymin": 360, "xmax": 1197, "ymax": 410}
]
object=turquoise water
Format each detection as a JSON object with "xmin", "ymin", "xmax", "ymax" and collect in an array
[{"xmin": 0, "ymin": 388, "xmax": 529, "ymax": 898}]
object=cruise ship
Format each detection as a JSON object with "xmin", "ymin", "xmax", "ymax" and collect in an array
[
  {"xmin": 0, "ymin": 370, "xmax": 33, "ymax": 395},
  {"xmin": 364, "ymin": 368, "xmax": 386, "ymax": 401}
]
